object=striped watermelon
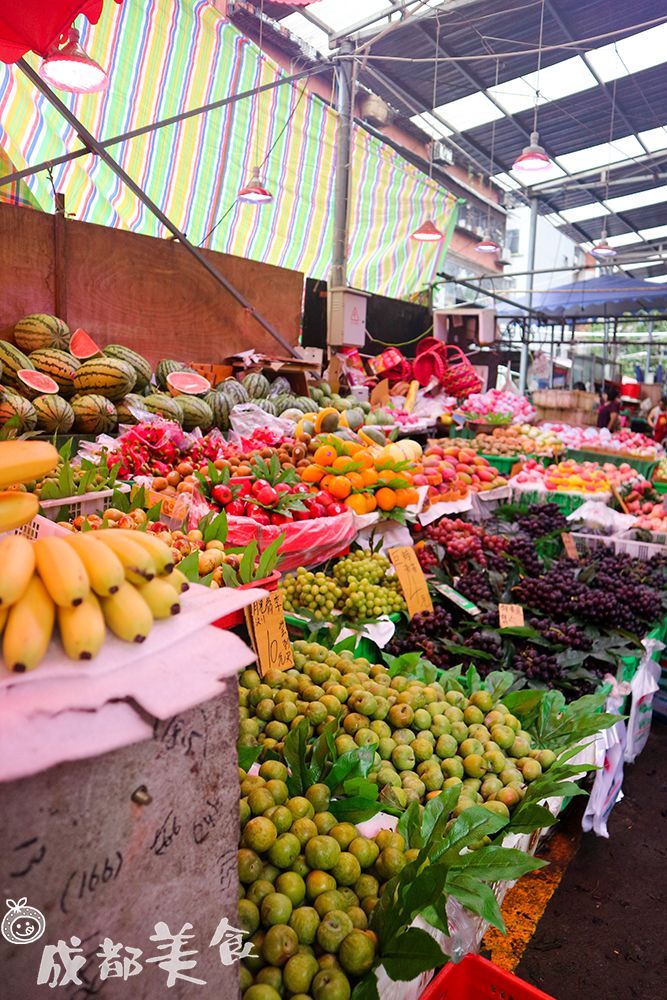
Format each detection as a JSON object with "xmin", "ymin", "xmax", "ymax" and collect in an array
[
  {"xmin": 103, "ymin": 345, "xmax": 153, "ymax": 391},
  {"xmin": 16, "ymin": 369, "xmax": 59, "ymax": 400},
  {"xmin": 177, "ymin": 395, "xmax": 213, "ymax": 431},
  {"xmin": 70, "ymin": 328, "xmax": 101, "ymax": 359},
  {"xmin": 204, "ymin": 391, "xmax": 230, "ymax": 431},
  {"xmin": 142, "ymin": 393, "xmax": 184, "ymax": 423},
  {"xmin": 73, "ymin": 358, "xmax": 137, "ymax": 402},
  {"xmin": 116, "ymin": 393, "xmax": 148, "ymax": 425},
  {"xmin": 14, "ymin": 314, "xmax": 70, "ymax": 353},
  {"xmin": 33, "ymin": 395, "xmax": 75, "ymax": 433},
  {"xmin": 292, "ymin": 397, "xmax": 317, "ymax": 414},
  {"xmin": 273, "ymin": 394, "xmax": 296, "ymax": 414},
  {"xmin": 0, "ymin": 389, "xmax": 37, "ymax": 431},
  {"xmin": 253, "ymin": 398, "xmax": 277, "ymax": 416},
  {"xmin": 267, "ymin": 376, "xmax": 292, "ymax": 398},
  {"xmin": 217, "ymin": 379, "xmax": 249, "ymax": 406},
  {"xmin": 29, "ymin": 348, "xmax": 81, "ymax": 397},
  {"xmin": 72, "ymin": 394, "xmax": 118, "ymax": 434},
  {"xmin": 156, "ymin": 359, "xmax": 196, "ymax": 390},
  {"xmin": 241, "ymin": 371, "xmax": 270, "ymax": 399},
  {"xmin": 0, "ymin": 341, "xmax": 34, "ymax": 388}
]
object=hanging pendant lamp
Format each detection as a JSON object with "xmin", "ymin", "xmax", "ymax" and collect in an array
[
  {"xmin": 238, "ymin": 166, "xmax": 273, "ymax": 204},
  {"xmin": 592, "ymin": 229, "xmax": 617, "ymax": 258},
  {"xmin": 39, "ymin": 27, "xmax": 108, "ymax": 93},
  {"xmin": 475, "ymin": 235, "xmax": 501, "ymax": 254},
  {"xmin": 411, "ymin": 220, "xmax": 444, "ymax": 243},
  {"xmin": 512, "ymin": 131, "xmax": 551, "ymax": 174}
]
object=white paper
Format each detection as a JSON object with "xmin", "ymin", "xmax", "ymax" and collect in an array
[
  {"xmin": 337, "ymin": 616, "xmax": 397, "ymax": 649},
  {"xmin": 355, "ymin": 519, "xmax": 414, "ymax": 552},
  {"xmin": 418, "ymin": 493, "xmax": 473, "ymax": 525}
]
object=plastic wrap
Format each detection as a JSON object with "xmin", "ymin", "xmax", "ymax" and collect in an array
[
  {"xmin": 223, "ymin": 511, "xmax": 356, "ymax": 572},
  {"xmin": 625, "ymin": 638, "xmax": 664, "ymax": 763},
  {"xmin": 566, "ymin": 500, "xmax": 636, "ymax": 534},
  {"xmin": 582, "ymin": 681, "xmax": 628, "ymax": 838},
  {"xmin": 229, "ymin": 402, "xmax": 298, "ymax": 438}
]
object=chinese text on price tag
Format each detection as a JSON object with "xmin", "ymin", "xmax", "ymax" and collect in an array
[
  {"xmin": 498, "ymin": 604, "xmax": 525, "ymax": 628},
  {"xmin": 388, "ymin": 546, "xmax": 433, "ymax": 617},
  {"xmin": 245, "ymin": 592, "xmax": 294, "ymax": 675},
  {"xmin": 561, "ymin": 532, "xmax": 579, "ymax": 561}
]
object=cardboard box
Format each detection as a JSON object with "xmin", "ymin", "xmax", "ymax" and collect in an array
[{"xmin": 225, "ymin": 353, "xmax": 322, "ymax": 397}]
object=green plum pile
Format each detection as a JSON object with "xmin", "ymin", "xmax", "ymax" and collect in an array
[
  {"xmin": 280, "ymin": 552, "xmax": 406, "ymax": 622},
  {"xmin": 238, "ymin": 760, "xmax": 397, "ymax": 1000}
]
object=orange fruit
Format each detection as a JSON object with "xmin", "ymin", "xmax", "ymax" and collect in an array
[
  {"xmin": 345, "ymin": 494, "xmax": 368, "ymax": 515},
  {"xmin": 376, "ymin": 487, "xmax": 397, "ymax": 511},
  {"xmin": 378, "ymin": 469, "xmax": 398, "ymax": 485},
  {"xmin": 394, "ymin": 489, "xmax": 411, "ymax": 508},
  {"xmin": 354, "ymin": 451, "xmax": 375, "ymax": 470},
  {"xmin": 360, "ymin": 468, "xmax": 378, "ymax": 487},
  {"xmin": 301, "ymin": 464, "xmax": 324, "ymax": 484},
  {"xmin": 399, "ymin": 471, "xmax": 413, "ymax": 485},
  {"xmin": 344, "ymin": 442, "xmax": 363, "ymax": 456},
  {"xmin": 406, "ymin": 488, "xmax": 419, "ymax": 505},
  {"xmin": 364, "ymin": 493, "xmax": 377, "ymax": 512},
  {"xmin": 329, "ymin": 477, "xmax": 352, "ymax": 500},
  {"xmin": 346, "ymin": 471, "xmax": 365, "ymax": 491},
  {"xmin": 314, "ymin": 445, "xmax": 337, "ymax": 467},
  {"xmin": 332, "ymin": 456, "xmax": 357, "ymax": 474},
  {"xmin": 321, "ymin": 474, "xmax": 337, "ymax": 492}
]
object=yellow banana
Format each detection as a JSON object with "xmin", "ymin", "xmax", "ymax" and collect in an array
[
  {"xmin": 3, "ymin": 574, "xmax": 55, "ymax": 672},
  {"xmin": 0, "ymin": 535, "xmax": 36, "ymax": 607},
  {"xmin": 34, "ymin": 537, "xmax": 90, "ymax": 607},
  {"xmin": 137, "ymin": 576, "xmax": 181, "ymax": 619},
  {"xmin": 0, "ymin": 441, "xmax": 59, "ymax": 489},
  {"xmin": 64, "ymin": 533, "xmax": 125, "ymax": 596},
  {"xmin": 113, "ymin": 530, "xmax": 175, "ymax": 575},
  {"xmin": 0, "ymin": 606, "xmax": 8, "ymax": 633},
  {"xmin": 0, "ymin": 491, "xmax": 38, "ymax": 532},
  {"xmin": 58, "ymin": 592, "xmax": 106, "ymax": 661},
  {"xmin": 101, "ymin": 581, "xmax": 153, "ymax": 643},
  {"xmin": 93, "ymin": 532, "xmax": 156, "ymax": 584},
  {"xmin": 163, "ymin": 567, "xmax": 190, "ymax": 593}
]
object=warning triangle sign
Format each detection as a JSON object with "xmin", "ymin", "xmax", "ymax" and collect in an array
[{"xmin": 350, "ymin": 307, "xmax": 361, "ymax": 323}]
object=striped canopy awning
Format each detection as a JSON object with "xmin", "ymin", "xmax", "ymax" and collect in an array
[{"xmin": 0, "ymin": 0, "xmax": 456, "ymax": 301}]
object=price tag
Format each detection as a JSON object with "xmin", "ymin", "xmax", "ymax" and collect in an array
[
  {"xmin": 434, "ymin": 582, "xmax": 481, "ymax": 617},
  {"xmin": 611, "ymin": 485, "xmax": 629, "ymax": 514},
  {"xmin": 388, "ymin": 546, "xmax": 433, "ymax": 617},
  {"xmin": 561, "ymin": 532, "xmax": 579, "ymax": 560},
  {"xmin": 498, "ymin": 604, "xmax": 525, "ymax": 628},
  {"xmin": 328, "ymin": 353, "xmax": 342, "ymax": 394},
  {"xmin": 245, "ymin": 591, "xmax": 294, "ymax": 676},
  {"xmin": 370, "ymin": 378, "xmax": 391, "ymax": 407}
]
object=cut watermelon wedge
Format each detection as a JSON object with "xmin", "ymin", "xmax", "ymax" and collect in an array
[
  {"xmin": 17, "ymin": 369, "xmax": 59, "ymax": 395},
  {"xmin": 70, "ymin": 328, "xmax": 101, "ymax": 360},
  {"xmin": 166, "ymin": 370, "xmax": 211, "ymax": 396}
]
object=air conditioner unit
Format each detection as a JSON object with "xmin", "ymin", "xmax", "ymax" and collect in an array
[{"xmin": 432, "ymin": 141, "xmax": 454, "ymax": 164}]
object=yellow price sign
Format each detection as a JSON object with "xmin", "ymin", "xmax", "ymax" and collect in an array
[
  {"xmin": 498, "ymin": 604, "xmax": 525, "ymax": 628},
  {"xmin": 245, "ymin": 591, "xmax": 294, "ymax": 676},
  {"xmin": 388, "ymin": 546, "xmax": 433, "ymax": 618}
]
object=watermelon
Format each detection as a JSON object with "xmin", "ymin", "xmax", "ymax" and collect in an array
[
  {"xmin": 69, "ymin": 328, "xmax": 102, "ymax": 360},
  {"xmin": 72, "ymin": 394, "xmax": 118, "ymax": 434},
  {"xmin": 14, "ymin": 314, "xmax": 70, "ymax": 353},
  {"xmin": 253, "ymin": 398, "xmax": 277, "ymax": 416},
  {"xmin": 217, "ymin": 379, "xmax": 249, "ymax": 406},
  {"xmin": 29, "ymin": 348, "xmax": 81, "ymax": 397},
  {"xmin": 0, "ymin": 341, "xmax": 34, "ymax": 388},
  {"xmin": 166, "ymin": 370, "xmax": 211, "ymax": 396},
  {"xmin": 116, "ymin": 393, "xmax": 148, "ymax": 425},
  {"xmin": 0, "ymin": 389, "xmax": 38, "ymax": 431},
  {"xmin": 281, "ymin": 407, "xmax": 308, "ymax": 422},
  {"xmin": 292, "ymin": 396, "xmax": 317, "ymax": 414},
  {"xmin": 33, "ymin": 395, "xmax": 75, "ymax": 433},
  {"xmin": 16, "ymin": 369, "xmax": 59, "ymax": 399},
  {"xmin": 241, "ymin": 371, "xmax": 270, "ymax": 399},
  {"xmin": 103, "ymin": 345, "xmax": 153, "ymax": 391},
  {"xmin": 142, "ymin": 393, "xmax": 184, "ymax": 423},
  {"xmin": 156, "ymin": 359, "xmax": 196, "ymax": 390},
  {"xmin": 177, "ymin": 395, "xmax": 213, "ymax": 431},
  {"xmin": 273, "ymin": 394, "xmax": 296, "ymax": 415},
  {"xmin": 73, "ymin": 358, "xmax": 137, "ymax": 402},
  {"xmin": 267, "ymin": 376, "xmax": 292, "ymax": 398},
  {"xmin": 204, "ymin": 391, "xmax": 230, "ymax": 431}
]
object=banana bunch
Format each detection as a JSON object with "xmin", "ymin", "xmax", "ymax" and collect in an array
[
  {"xmin": 0, "ymin": 530, "xmax": 190, "ymax": 673},
  {"xmin": 0, "ymin": 441, "xmax": 60, "ymax": 532}
]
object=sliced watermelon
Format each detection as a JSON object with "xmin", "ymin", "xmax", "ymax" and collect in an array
[
  {"xmin": 70, "ymin": 328, "xmax": 102, "ymax": 360},
  {"xmin": 17, "ymin": 369, "xmax": 59, "ymax": 395},
  {"xmin": 166, "ymin": 370, "xmax": 211, "ymax": 396}
]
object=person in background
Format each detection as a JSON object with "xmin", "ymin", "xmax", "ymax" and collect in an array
[
  {"xmin": 631, "ymin": 395, "xmax": 653, "ymax": 434},
  {"xmin": 649, "ymin": 396, "xmax": 667, "ymax": 444},
  {"xmin": 597, "ymin": 386, "xmax": 621, "ymax": 431},
  {"xmin": 573, "ymin": 381, "xmax": 587, "ymax": 391}
]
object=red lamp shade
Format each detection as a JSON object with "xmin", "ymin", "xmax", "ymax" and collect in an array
[
  {"xmin": 592, "ymin": 237, "xmax": 617, "ymax": 259},
  {"xmin": 238, "ymin": 167, "xmax": 273, "ymax": 204},
  {"xmin": 40, "ymin": 26, "xmax": 107, "ymax": 93},
  {"xmin": 512, "ymin": 131, "xmax": 551, "ymax": 174},
  {"xmin": 0, "ymin": 1, "xmax": 123, "ymax": 63},
  {"xmin": 475, "ymin": 237, "xmax": 501, "ymax": 254},
  {"xmin": 411, "ymin": 220, "xmax": 444, "ymax": 243}
]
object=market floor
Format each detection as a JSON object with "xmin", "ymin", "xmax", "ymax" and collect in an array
[{"xmin": 484, "ymin": 718, "xmax": 667, "ymax": 1000}]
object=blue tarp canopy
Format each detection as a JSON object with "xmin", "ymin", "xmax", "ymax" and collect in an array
[{"xmin": 503, "ymin": 274, "xmax": 667, "ymax": 319}]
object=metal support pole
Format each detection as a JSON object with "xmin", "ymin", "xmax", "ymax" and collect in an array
[
  {"xmin": 19, "ymin": 59, "xmax": 299, "ymax": 358},
  {"xmin": 519, "ymin": 197, "xmax": 538, "ymax": 394},
  {"xmin": 331, "ymin": 43, "xmax": 354, "ymax": 291},
  {"xmin": 646, "ymin": 318, "xmax": 654, "ymax": 375}
]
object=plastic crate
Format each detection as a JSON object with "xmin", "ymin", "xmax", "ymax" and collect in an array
[
  {"xmin": 420, "ymin": 955, "xmax": 555, "ymax": 1000},
  {"xmin": 569, "ymin": 530, "xmax": 616, "ymax": 555},
  {"xmin": 565, "ymin": 447, "xmax": 658, "ymax": 479},
  {"xmin": 511, "ymin": 488, "xmax": 591, "ymax": 517},
  {"xmin": 614, "ymin": 528, "xmax": 667, "ymax": 561},
  {"xmin": 653, "ymin": 480, "xmax": 667, "ymax": 495},
  {"xmin": 478, "ymin": 454, "xmax": 529, "ymax": 476},
  {"xmin": 39, "ymin": 484, "xmax": 131, "ymax": 522},
  {"xmin": 3, "ymin": 514, "xmax": 70, "ymax": 541}
]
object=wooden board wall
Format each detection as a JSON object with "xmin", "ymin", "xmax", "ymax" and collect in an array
[{"xmin": 0, "ymin": 202, "xmax": 303, "ymax": 363}]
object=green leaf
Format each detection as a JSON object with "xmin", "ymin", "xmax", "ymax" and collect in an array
[
  {"xmin": 146, "ymin": 500, "xmax": 164, "ymax": 522},
  {"xmin": 421, "ymin": 897, "xmax": 449, "ymax": 935},
  {"xmin": 257, "ymin": 532, "xmax": 285, "ymax": 580},
  {"xmin": 310, "ymin": 719, "xmax": 339, "ymax": 784},
  {"xmin": 484, "ymin": 670, "xmax": 521, "ymax": 702},
  {"xmin": 431, "ymin": 806, "xmax": 508, "ymax": 864},
  {"xmin": 381, "ymin": 927, "xmax": 447, "ymax": 982},
  {"xmin": 237, "ymin": 745, "xmax": 262, "ymax": 771},
  {"xmin": 219, "ymin": 562, "xmax": 240, "ymax": 588},
  {"xmin": 328, "ymin": 797, "xmax": 390, "ymax": 823},
  {"xmin": 422, "ymin": 786, "xmax": 461, "ymax": 843},
  {"xmin": 239, "ymin": 539, "xmax": 259, "ymax": 585},
  {"xmin": 325, "ymin": 746, "xmax": 375, "ymax": 792},
  {"xmin": 397, "ymin": 800, "xmax": 423, "ymax": 850},
  {"xmin": 176, "ymin": 551, "xmax": 201, "ymax": 582},
  {"xmin": 445, "ymin": 873, "xmax": 506, "ymax": 932},
  {"xmin": 351, "ymin": 973, "xmax": 380, "ymax": 1000},
  {"xmin": 500, "ymin": 802, "xmax": 558, "ymax": 836},
  {"xmin": 451, "ymin": 845, "xmax": 546, "ymax": 883},
  {"xmin": 283, "ymin": 719, "xmax": 310, "ymax": 796}
]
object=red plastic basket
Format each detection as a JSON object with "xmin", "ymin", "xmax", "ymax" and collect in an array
[{"xmin": 420, "ymin": 955, "xmax": 555, "ymax": 1000}]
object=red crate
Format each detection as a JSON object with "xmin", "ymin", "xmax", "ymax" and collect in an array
[{"xmin": 420, "ymin": 955, "xmax": 555, "ymax": 1000}]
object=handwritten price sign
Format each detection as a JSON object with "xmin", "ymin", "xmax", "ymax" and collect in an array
[
  {"xmin": 561, "ymin": 532, "xmax": 579, "ymax": 561},
  {"xmin": 245, "ymin": 591, "xmax": 294, "ymax": 676},
  {"xmin": 498, "ymin": 604, "xmax": 525, "ymax": 628},
  {"xmin": 388, "ymin": 546, "xmax": 433, "ymax": 618}
]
